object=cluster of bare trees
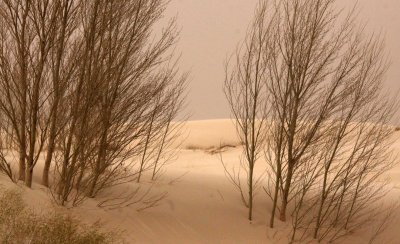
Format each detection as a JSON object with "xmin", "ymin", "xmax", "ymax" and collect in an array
[
  {"xmin": 224, "ymin": 0, "xmax": 398, "ymax": 242},
  {"xmin": 0, "ymin": 0, "xmax": 185, "ymax": 207}
]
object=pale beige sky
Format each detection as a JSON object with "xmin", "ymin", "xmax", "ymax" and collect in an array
[{"xmin": 163, "ymin": 0, "xmax": 400, "ymax": 120}]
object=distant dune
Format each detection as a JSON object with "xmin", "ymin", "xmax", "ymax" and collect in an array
[{"xmin": 1, "ymin": 119, "xmax": 399, "ymax": 243}]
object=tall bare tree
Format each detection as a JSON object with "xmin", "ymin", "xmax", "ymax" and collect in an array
[
  {"xmin": 49, "ymin": 0, "xmax": 186, "ymax": 206},
  {"xmin": 0, "ymin": 0, "xmax": 186, "ymax": 206},
  {"xmin": 0, "ymin": 117, "xmax": 14, "ymax": 182},
  {"xmin": 0, "ymin": 0, "xmax": 63, "ymax": 187},
  {"xmin": 41, "ymin": 0, "xmax": 81, "ymax": 187},
  {"xmin": 223, "ymin": 1, "xmax": 270, "ymax": 221}
]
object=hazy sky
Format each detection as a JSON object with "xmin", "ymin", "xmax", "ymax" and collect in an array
[{"xmin": 162, "ymin": 0, "xmax": 400, "ymax": 120}]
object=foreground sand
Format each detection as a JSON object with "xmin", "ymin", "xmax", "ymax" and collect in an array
[{"xmin": 1, "ymin": 119, "xmax": 399, "ymax": 243}]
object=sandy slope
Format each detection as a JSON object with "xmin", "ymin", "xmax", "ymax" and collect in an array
[{"xmin": 1, "ymin": 119, "xmax": 400, "ymax": 243}]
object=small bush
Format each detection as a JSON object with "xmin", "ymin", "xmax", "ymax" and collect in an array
[
  {"xmin": 0, "ymin": 188, "xmax": 118, "ymax": 244},
  {"xmin": 207, "ymin": 144, "xmax": 237, "ymax": 155},
  {"xmin": 395, "ymin": 127, "xmax": 400, "ymax": 132},
  {"xmin": 185, "ymin": 144, "xmax": 207, "ymax": 151},
  {"xmin": 185, "ymin": 143, "xmax": 239, "ymax": 153}
]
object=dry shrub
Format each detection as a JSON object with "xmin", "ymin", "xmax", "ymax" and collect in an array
[
  {"xmin": 0, "ymin": 188, "xmax": 119, "ymax": 244},
  {"xmin": 185, "ymin": 143, "xmax": 239, "ymax": 153},
  {"xmin": 185, "ymin": 145, "xmax": 209, "ymax": 151},
  {"xmin": 207, "ymin": 144, "xmax": 237, "ymax": 155}
]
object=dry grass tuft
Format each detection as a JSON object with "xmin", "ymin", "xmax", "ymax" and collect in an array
[
  {"xmin": 185, "ymin": 145, "xmax": 206, "ymax": 151},
  {"xmin": 185, "ymin": 143, "xmax": 239, "ymax": 154},
  {"xmin": 206, "ymin": 144, "xmax": 237, "ymax": 155},
  {"xmin": 0, "ymin": 188, "xmax": 120, "ymax": 244}
]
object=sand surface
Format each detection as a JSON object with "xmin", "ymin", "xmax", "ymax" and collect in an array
[{"xmin": 1, "ymin": 119, "xmax": 400, "ymax": 243}]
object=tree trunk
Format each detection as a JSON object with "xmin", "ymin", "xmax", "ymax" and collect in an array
[
  {"xmin": 42, "ymin": 0, "xmax": 69, "ymax": 187},
  {"xmin": 88, "ymin": 120, "xmax": 109, "ymax": 198},
  {"xmin": 248, "ymin": 167, "xmax": 254, "ymax": 221},
  {"xmin": 314, "ymin": 170, "xmax": 329, "ymax": 238},
  {"xmin": 138, "ymin": 106, "xmax": 157, "ymax": 183},
  {"xmin": 88, "ymin": 170, "xmax": 100, "ymax": 198},
  {"xmin": 25, "ymin": 166, "xmax": 33, "ymax": 188},
  {"xmin": 151, "ymin": 121, "xmax": 169, "ymax": 180},
  {"xmin": 18, "ymin": 146, "xmax": 26, "ymax": 181},
  {"xmin": 42, "ymin": 104, "xmax": 58, "ymax": 187},
  {"xmin": 270, "ymin": 163, "xmax": 281, "ymax": 227},
  {"xmin": 280, "ymin": 164, "xmax": 294, "ymax": 221}
]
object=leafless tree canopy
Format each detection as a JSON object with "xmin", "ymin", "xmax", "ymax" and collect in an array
[
  {"xmin": 226, "ymin": 0, "xmax": 398, "ymax": 242},
  {"xmin": 0, "ymin": 0, "xmax": 186, "ymax": 207}
]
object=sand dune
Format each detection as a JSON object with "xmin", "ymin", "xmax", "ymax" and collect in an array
[{"xmin": 1, "ymin": 119, "xmax": 399, "ymax": 243}]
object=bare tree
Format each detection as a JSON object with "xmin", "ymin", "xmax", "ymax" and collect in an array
[
  {"xmin": 0, "ymin": 0, "xmax": 31, "ymax": 182},
  {"xmin": 49, "ymin": 0, "xmax": 186, "ymax": 206},
  {"xmin": 138, "ymin": 78, "xmax": 186, "ymax": 183},
  {"xmin": 265, "ymin": 0, "xmax": 364, "ymax": 223},
  {"xmin": 223, "ymin": 1, "xmax": 270, "ymax": 221},
  {"xmin": 0, "ymin": 121, "xmax": 15, "ymax": 182},
  {"xmin": 311, "ymin": 86, "xmax": 396, "ymax": 241},
  {"xmin": 0, "ymin": 0, "xmax": 63, "ymax": 187},
  {"xmin": 151, "ymin": 96, "xmax": 185, "ymax": 181},
  {"xmin": 41, "ymin": 0, "xmax": 81, "ymax": 187},
  {"xmin": 0, "ymin": 0, "xmax": 185, "ymax": 206},
  {"xmin": 233, "ymin": 0, "xmax": 397, "ymax": 241}
]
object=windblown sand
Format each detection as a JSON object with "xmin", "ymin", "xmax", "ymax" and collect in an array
[{"xmin": 1, "ymin": 119, "xmax": 399, "ymax": 243}]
